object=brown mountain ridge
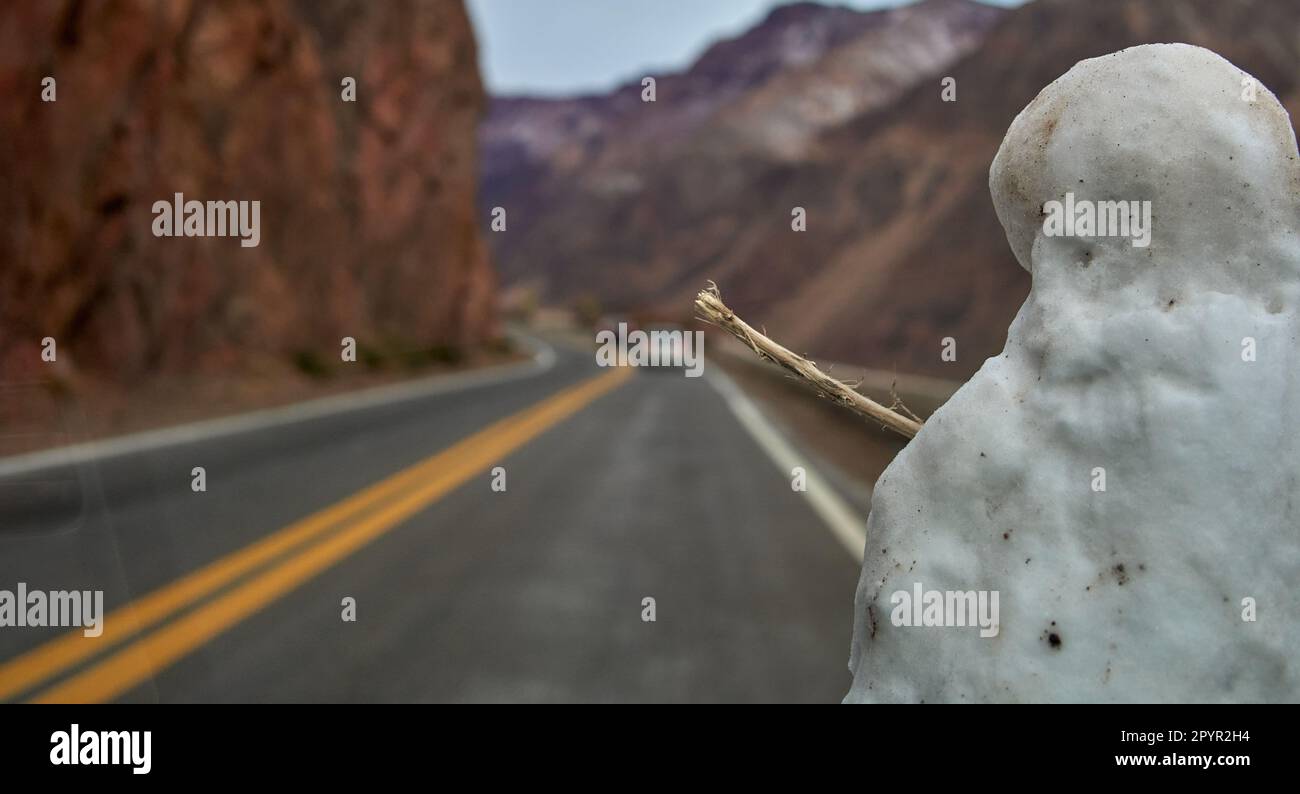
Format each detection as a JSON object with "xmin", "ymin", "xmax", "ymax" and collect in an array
[{"xmin": 481, "ymin": 0, "xmax": 1300, "ymax": 378}]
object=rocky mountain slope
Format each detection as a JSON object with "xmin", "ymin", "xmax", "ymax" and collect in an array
[
  {"xmin": 765, "ymin": 0, "xmax": 1300, "ymax": 376},
  {"xmin": 481, "ymin": 0, "xmax": 1002, "ymax": 329},
  {"xmin": 0, "ymin": 0, "xmax": 496, "ymax": 387},
  {"xmin": 481, "ymin": 0, "xmax": 1300, "ymax": 378}
]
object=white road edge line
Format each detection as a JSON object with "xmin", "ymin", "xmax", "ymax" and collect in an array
[
  {"xmin": 706, "ymin": 367, "xmax": 867, "ymax": 563},
  {"xmin": 0, "ymin": 332, "xmax": 558, "ymax": 478}
]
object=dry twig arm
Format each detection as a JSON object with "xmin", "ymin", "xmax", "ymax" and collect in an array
[{"xmin": 694, "ymin": 282, "xmax": 923, "ymax": 440}]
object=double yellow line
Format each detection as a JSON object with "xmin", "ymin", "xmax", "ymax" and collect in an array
[{"xmin": 0, "ymin": 367, "xmax": 631, "ymax": 703}]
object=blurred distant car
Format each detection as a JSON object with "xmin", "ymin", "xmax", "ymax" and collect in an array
[{"xmin": 643, "ymin": 323, "xmax": 686, "ymax": 373}]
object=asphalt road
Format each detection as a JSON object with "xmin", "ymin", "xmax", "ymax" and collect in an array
[{"xmin": 0, "ymin": 335, "xmax": 863, "ymax": 703}]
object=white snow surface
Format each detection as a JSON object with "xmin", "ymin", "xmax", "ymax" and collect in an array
[{"xmin": 846, "ymin": 44, "xmax": 1300, "ymax": 703}]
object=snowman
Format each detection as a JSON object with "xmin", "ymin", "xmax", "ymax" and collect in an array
[{"xmin": 846, "ymin": 44, "xmax": 1300, "ymax": 703}]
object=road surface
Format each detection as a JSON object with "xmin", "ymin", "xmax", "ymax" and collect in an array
[{"xmin": 0, "ymin": 335, "xmax": 865, "ymax": 703}]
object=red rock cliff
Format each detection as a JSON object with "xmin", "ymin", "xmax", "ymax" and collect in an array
[{"xmin": 0, "ymin": 0, "xmax": 497, "ymax": 383}]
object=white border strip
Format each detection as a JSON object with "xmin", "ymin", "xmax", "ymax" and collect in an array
[
  {"xmin": 0, "ymin": 334, "xmax": 558, "ymax": 478},
  {"xmin": 707, "ymin": 367, "xmax": 867, "ymax": 563}
]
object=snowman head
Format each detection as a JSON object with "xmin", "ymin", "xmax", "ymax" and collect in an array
[{"xmin": 990, "ymin": 43, "xmax": 1298, "ymax": 305}]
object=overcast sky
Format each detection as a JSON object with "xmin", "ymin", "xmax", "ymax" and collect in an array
[{"xmin": 465, "ymin": 0, "xmax": 1023, "ymax": 97}]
